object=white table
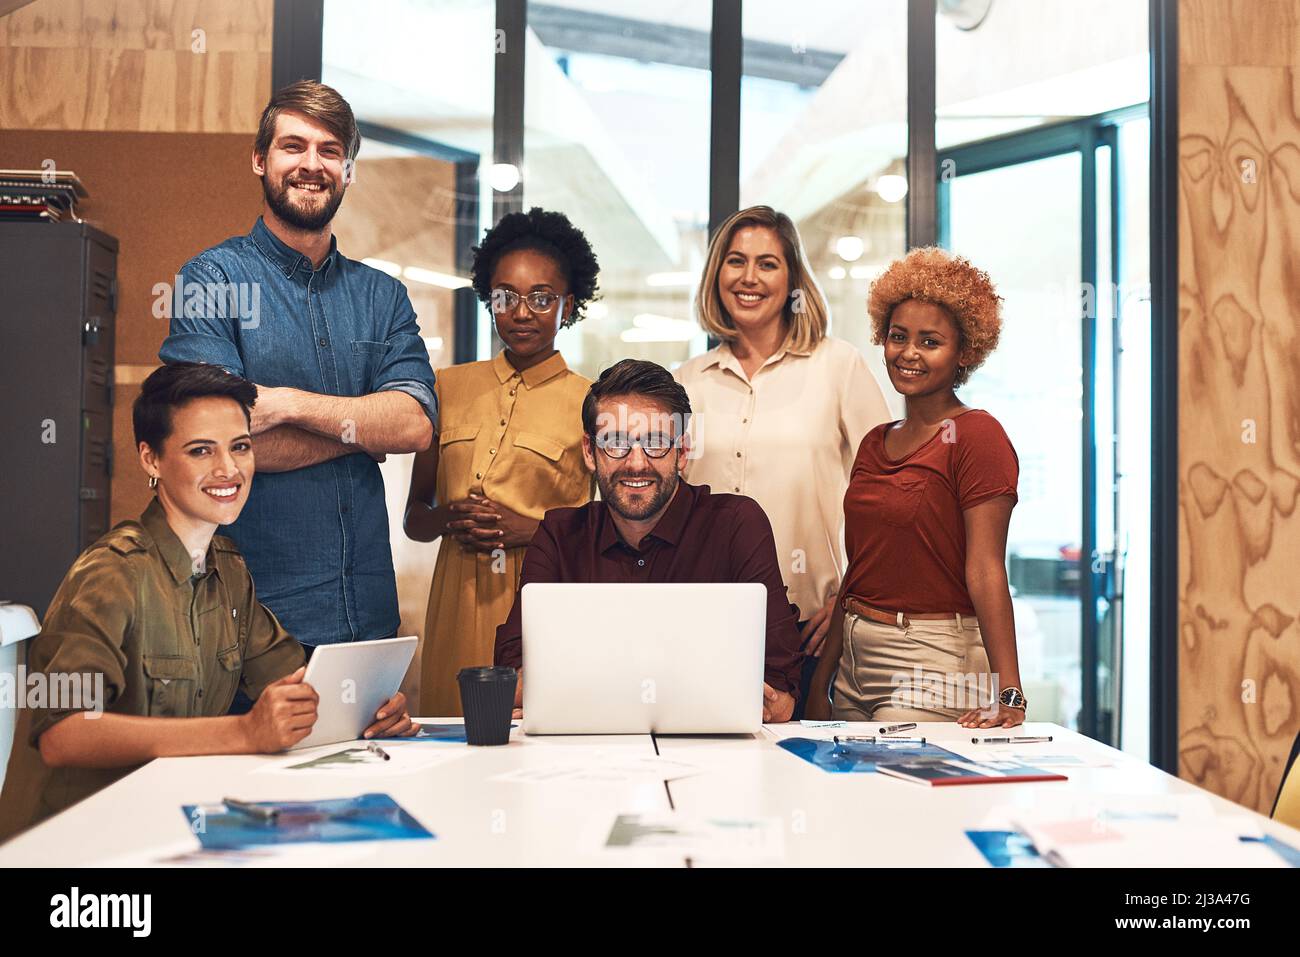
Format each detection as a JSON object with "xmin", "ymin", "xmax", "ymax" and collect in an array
[
  {"xmin": 656, "ymin": 721, "xmax": 1300, "ymax": 866},
  {"xmin": 0, "ymin": 720, "xmax": 1294, "ymax": 867}
]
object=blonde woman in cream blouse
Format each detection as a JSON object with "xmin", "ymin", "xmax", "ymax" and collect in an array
[{"xmin": 675, "ymin": 206, "xmax": 890, "ymax": 717}]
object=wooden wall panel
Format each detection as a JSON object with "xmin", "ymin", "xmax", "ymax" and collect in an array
[
  {"xmin": 0, "ymin": 0, "xmax": 271, "ymax": 131},
  {"xmin": 1178, "ymin": 0, "xmax": 1300, "ymax": 813},
  {"xmin": 0, "ymin": 130, "xmax": 264, "ymax": 525},
  {"xmin": 1, "ymin": 0, "xmax": 273, "ymax": 521},
  {"xmin": 1180, "ymin": 0, "xmax": 1297, "ymax": 67}
]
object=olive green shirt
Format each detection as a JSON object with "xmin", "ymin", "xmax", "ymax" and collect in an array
[{"xmin": 0, "ymin": 499, "xmax": 304, "ymax": 843}]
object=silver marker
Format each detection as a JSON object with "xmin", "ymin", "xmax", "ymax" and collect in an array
[
  {"xmin": 971, "ymin": 735, "xmax": 1054, "ymax": 744},
  {"xmin": 879, "ymin": 723, "xmax": 918, "ymax": 735}
]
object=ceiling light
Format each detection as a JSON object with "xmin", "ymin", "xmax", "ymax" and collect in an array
[
  {"xmin": 361, "ymin": 258, "xmax": 402, "ymax": 278},
  {"xmin": 646, "ymin": 272, "xmax": 696, "ymax": 287},
  {"xmin": 403, "ymin": 266, "xmax": 471, "ymax": 289},
  {"xmin": 850, "ymin": 264, "xmax": 884, "ymax": 281},
  {"xmin": 876, "ymin": 175, "xmax": 909, "ymax": 203},
  {"xmin": 834, "ymin": 236, "xmax": 865, "ymax": 262},
  {"xmin": 622, "ymin": 314, "xmax": 698, "ymax": 342},
  {"xmin": 487, "ymin": 163, "xmax": 520, "ymax": 192}
]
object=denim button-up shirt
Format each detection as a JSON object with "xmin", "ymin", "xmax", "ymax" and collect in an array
[{"xmin": 159, "ymin": 217, "xmax": 438, "ymax": 645}]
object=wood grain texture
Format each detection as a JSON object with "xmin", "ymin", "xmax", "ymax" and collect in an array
[
  {"xmin": 0, "ymin": 129, "xmax": 264, "ymax": 526},
  {"xmin": 0, "ymin": 0, "xmax": 271, "ymax": 131},
  {"xmin": 1180, "ymin": 0, "xmax": 1298, "ymax": 67},
  {"xmin": 1178, "ymin": 1, "xmax": 1300, "ymax": 814}
]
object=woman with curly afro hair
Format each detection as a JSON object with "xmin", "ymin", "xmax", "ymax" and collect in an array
[
  {"xmin": 807, "ymin": 247, "xmax": 1029, "ymax": 730},
  {"xmin": 405, "ymin": 208, "xmax": 599, "ymax": 715}
]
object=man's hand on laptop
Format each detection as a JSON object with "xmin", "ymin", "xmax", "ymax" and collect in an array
[
  {"xmin": 762, "ymin": 683, "xmax": 795, "ymax": 724},
  {"xmin": 362, "ymin": 692, "xmax": 418, "ymax": 739}
]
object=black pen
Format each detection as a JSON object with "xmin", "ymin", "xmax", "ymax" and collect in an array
[{"xmin": 223, "ymin": 797, "xmax": 279, "ymax": 823}]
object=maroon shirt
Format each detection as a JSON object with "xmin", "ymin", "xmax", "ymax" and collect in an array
[
  {"xmin": 494, "ymin": 480, "xmax": 803, "ymax": 697},
  {"xmin": 842, "ymin": 408, "xmax": 1019, "ymax": 615}
]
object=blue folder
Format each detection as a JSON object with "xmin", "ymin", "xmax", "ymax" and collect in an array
[
  {"xmin": 777, "ymin": 736, "xmax": 961, "ymax": 773},
  {"xmin": 182, "ymin": 793, "xmax": 433, "ymax": 849},
  {"xmin": 966, "ymin": 829, "xmax": 1300, "ymax": 867}
]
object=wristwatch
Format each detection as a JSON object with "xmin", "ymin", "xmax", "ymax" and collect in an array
[{"xmin": 999, "ymin": 686, "xmax": 1028, "ymax": 711}]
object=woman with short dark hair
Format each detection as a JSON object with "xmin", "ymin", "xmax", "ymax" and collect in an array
[{"xmin": 0, "ymin": 361, "xmax": 415, "ymax": 843}]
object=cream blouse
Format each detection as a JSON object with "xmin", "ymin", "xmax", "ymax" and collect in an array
[{"xmin": 675, "ymin": 336, "xmax": 891, "ymax": 621}]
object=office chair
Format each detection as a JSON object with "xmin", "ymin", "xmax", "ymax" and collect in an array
[{"xmin": 1271, "ymin": 726, "xmax": 1300, "ymax": 830}]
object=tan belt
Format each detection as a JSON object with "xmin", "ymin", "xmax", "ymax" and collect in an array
[{"xmin": 841, "ymin": 596, "xmax": 961, "ymax": 628}]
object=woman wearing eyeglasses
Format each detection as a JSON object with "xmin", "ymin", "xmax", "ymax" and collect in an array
[{"xmin": 405, "ymin": 208, "xmax": 599, "ymax": 716}]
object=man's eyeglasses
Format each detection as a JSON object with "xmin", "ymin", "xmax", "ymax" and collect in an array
[
  {"xmin": 491, "ymin": 288, "xmax": 566, "ymax": 315},
  {"xmin": 593, "ymin": 433, "xmax": 678, "ymax": 459}
]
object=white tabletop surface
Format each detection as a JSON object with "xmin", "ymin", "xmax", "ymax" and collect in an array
[{"xmin": 0, "ymin": 719, "xmax": 1294, "ymax": 867}]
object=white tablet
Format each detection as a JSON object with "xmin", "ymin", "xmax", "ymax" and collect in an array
[{"xmin": 289, "ymin": 635, "xmax": 418, "ymax": 750}]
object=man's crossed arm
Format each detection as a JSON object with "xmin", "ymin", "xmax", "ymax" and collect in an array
[{"xmin": 250, "ymin": 388, "xmax": 433, "ymax": 473}]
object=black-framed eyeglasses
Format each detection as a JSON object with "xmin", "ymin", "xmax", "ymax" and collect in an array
[
  {"xmin": 490, "ymin": 287, "xmax": 566, "ymax": 315},
  {"xmin": 592, "ymin": 433, "xmax": 678, "ymax": 459}
]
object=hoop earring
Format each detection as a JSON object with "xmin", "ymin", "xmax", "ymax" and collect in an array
[{"xmin": 148, "ymin": 475, "xmax": 158, "ymax": 490}]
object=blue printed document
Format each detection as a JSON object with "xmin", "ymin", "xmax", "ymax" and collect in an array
[
  {"xmin": 777, "ymin": 736, "xmax": 960, "ymax": 773},
  {"xmin": 182, "ymin": 793, "xmax": 433, "ymax": 849},
  {"xmin": 967, "ymin": 829, "xmax": 1300, "ymax": 868}
]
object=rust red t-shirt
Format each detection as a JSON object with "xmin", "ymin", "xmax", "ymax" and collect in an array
[{"xmin": 842, "ymin": 409, "xmax": 1018, "ymax": 615}]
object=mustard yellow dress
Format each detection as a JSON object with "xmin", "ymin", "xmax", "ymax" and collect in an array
[{"xmin": 421, "ymin": 350, "xmax": 593, "ymax": 715}]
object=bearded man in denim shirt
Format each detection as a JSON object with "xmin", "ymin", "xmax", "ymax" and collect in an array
[{"xmin": 159, "ymin": 81, "xmax": 437, "ymax": 650}]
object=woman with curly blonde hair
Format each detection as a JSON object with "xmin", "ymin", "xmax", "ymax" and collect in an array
[{"xmin": 806, "ymin": 247, "xmax": 1028, "ymax": 729}]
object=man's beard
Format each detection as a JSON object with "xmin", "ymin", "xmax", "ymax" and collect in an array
[
  {"xmin": 598, "ymin": 466, "xmax": 678, "ymax": 522},
  {"xmin": 263, "ymin": 174, "xmax": 344, "ymax": 231}
]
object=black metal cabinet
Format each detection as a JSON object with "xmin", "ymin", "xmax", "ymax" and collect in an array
[{"xmin": 0, "ymin": 222, "xmax": 117, "ymax": 617}]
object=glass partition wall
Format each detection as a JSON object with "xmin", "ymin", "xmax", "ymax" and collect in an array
[
  {"xmin": 313, "ymin": 0, "xmax": 1157, "ymax": 755},
  {"xmin": 935, "ymin": 0, "xmax": 1149, "ymax": 746}
]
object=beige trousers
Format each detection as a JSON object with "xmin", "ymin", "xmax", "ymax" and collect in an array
[{"xmin": 831, "ymin": 610, "xmax": 996, "ymax": 722}]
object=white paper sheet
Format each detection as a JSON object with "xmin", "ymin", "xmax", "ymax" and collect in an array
[
  {"xmin": 256, "ymin": 741, "xmax": 469, "ymax": 776},
  {"xmin": 947, "ymin": 747, "xmax": 1115, "ymax": 767},
  {"xmin": 491, "ymin": 754, "xmax": 700, "ymax": 786},
  {"xmin": 596, "ymin": 812, "xmax": 785, "ymax": 863},
  {"xmin": 1007, "ymin": 795, "xmax": 1282, "ymax": 868}
]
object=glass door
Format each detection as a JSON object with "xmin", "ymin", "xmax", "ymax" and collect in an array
[{"xmin": 938, "ymin": 121, "xmax": 1120, "ymax": 740}]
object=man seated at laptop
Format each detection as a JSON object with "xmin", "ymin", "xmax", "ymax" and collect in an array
[{"xmin": 493, "ymin": 358, "xmax": 802, "ymax": 721}]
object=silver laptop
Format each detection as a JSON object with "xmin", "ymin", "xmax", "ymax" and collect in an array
[{"xmin": 521, "ymin": 582, "xmax": 766, "ymax": 734}]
